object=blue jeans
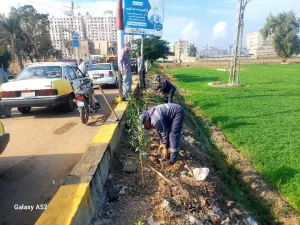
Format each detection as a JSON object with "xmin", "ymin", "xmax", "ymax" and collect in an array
[{"xmin": 123, "ymin": 70, "xmax": 132, "ymax": 97}]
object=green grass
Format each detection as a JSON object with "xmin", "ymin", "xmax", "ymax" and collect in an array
[{"xmin": 168, "ymin": 64, "xmax": 300, "ymax": 211}]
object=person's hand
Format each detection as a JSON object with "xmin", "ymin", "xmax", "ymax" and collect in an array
[{"xmin": 159, "ymin": 144, "xmax": 168, "ymax": 160}]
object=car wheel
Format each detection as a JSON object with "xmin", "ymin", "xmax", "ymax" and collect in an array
[
  {"xmin": 63, "ymin": 94, "xmax": 75, "ymax": 112},
  {"xmin": 18, "ymin": 107, "xmax": 31, "ymax": 114}
]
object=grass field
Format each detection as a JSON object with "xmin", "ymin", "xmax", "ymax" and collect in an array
[{"xmin": 168, "ymin": 64, "xmax": 300, "ymax": 211}]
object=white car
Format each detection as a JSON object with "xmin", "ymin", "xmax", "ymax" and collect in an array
[
  {"xmin": 0, "ymin": 62, "xmax": 88, "ymax": 114},
  {"xmin": 87, "ymin": 63, "xmax": 118, "ymax": 88}
]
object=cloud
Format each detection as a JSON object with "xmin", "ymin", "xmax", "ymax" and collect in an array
[
  {"xmin": 181, "ymin": 22, "xmax": 200, "ymax": 45},
  {"xmin": 1, "ymin": 0, "xmax": 117, "ymax": 17},
  {"xmin": 212, "ymin": 21, "xmax": 227, "ymax": 39}
]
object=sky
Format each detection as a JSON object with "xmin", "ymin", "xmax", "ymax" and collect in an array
[{"xmin": 1, "ymin": 0, "xmax": 300, "ymax": 49}]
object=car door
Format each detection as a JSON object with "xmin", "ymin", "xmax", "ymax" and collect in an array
[
  {"xmin": 66, "ymin": 67, "xmax": 80, "ymax": 90},
  {"xmin": 73, "ymin": 67, "xmax": 87, "ymax": 85}
]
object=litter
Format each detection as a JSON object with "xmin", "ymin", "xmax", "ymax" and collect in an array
[
  {"xmin": 246, "ymin": 217, "xmax": 258, "ymax": 225},
  {"xmin": 192, "ymin": 168, "xmax": 209, "ymax": 181},
  {"xmin": 147, "ymin": 216, "xmax": 155, "ymax": 225},
  {"xmin": 187, "ymin": 214, "xmax": 203, "ymax": 225}
]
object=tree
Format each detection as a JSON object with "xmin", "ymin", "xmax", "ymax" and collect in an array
[
  {"xmin": 261, "ymin": 11, "xmax": 300, "ymax": 59},
  {"xmin": 0, "ymin": 14, "xmax": 24, "ymax": 69},
  {"xmin": 11, "ymin": 5, "xmax": 54, "ymax": 61},
  {"xmin": 132, "ymin": 36, "xmax": 172, "ymax": 64},
  {"xmin": 189, "ymin": 43, "xmax": 197, "ymax": 57}
]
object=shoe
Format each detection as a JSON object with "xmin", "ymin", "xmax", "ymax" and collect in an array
[{"xmin": 95, "ymin": 102, "xmax": 100, "ymax": 109}]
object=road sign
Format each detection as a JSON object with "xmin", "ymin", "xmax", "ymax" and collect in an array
[
  {"xmin": 72, "ymin": 32, "xmax": 80, "ymax": 47},
  {"xmin": 124, "ymin": 0, "xmax": 164, "ymax": 36}
]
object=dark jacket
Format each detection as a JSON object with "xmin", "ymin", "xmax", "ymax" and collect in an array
[{"xmin": 155, "ymin": 79, "xmax": 176, "ymax": 94}]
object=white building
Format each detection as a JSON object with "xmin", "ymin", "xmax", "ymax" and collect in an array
[
  {"xmin": 173, "ymin": 40, "xmax": 191, "ymax": 60},
  {"xmin": 247, "ymin": 31, "xmax": 276, "ymax": 58},
  {"xmin": 49, "ymin": 11, "xmax": 133, "ymax": 57}
]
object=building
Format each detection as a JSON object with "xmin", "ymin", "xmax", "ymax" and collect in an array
[
  {"xmin": 172, "ymin": 40, "xmax": 191, "ymax": 62},
  {"xmin": 49, "ymin": 11, "xmax": 133, "ymax": 58},
  {"xmin": 247, "ymin": 31, "xmax": 276, "ymax": 58}
]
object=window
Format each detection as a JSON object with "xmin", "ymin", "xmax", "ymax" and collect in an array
[
  {"xmin": 73, "ymin": 67, "xmax": 84, "ymax": 78},
  {"xmin": 90, "ymin": 64, "xmax": 111, "ymax": 71},
  {"xmin": 66, "ymin": 67, "xmax": 77, "ymax": 80},
  {"xmin": 16, "ymin": 66, "xmax": 62, "ymax": 81}
]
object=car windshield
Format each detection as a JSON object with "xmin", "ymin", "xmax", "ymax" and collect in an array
[
  {"xmin": 16, "ymin": 66, "xmax": 62, "ymax": 81},
  {"xmin": 90, "ymin": 64, "xmax": 111, "ymax": 71}
]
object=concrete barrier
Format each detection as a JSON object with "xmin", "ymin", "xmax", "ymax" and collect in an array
[{"xmin": 35, "ymin": 81, "xmax": 138, "ymax": 225}]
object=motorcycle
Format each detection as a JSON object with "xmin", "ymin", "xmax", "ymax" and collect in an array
[{"xmin": 74, "ymin": 79, "xmax": 100, "ymax": 124}]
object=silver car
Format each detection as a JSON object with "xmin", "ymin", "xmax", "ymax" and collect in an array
[{"xmin": 87, "ymin": 63, "xmax": 118, "ymax": 88}]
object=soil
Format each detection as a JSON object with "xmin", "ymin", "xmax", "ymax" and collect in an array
[
  {"xmin": 90, "ymin": 125, "xmax": 256, "ymax": 225},
  {"xmin": 159, "ymin": 58, "xmax": 300, "ymax": 70}
]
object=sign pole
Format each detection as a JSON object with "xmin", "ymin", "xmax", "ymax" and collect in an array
[
  {"xmin": 117, "ymin": 0, "xmax": 124, "ymax": 102},
  {"xmin": 141, "ymin": 35, "xmax": 145, "ymax": 89}
]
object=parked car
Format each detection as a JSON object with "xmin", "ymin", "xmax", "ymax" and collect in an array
[
  {"xmin": 0, "ymin": 121, "xmax": 9, "ymax": 154},
  {"xmin": 87, "ymin": 63, "xmax": 118, "ymax": 88},
  {"xmin": 0, "ymin": 62, "xmax": 88, "ymax": 114}
]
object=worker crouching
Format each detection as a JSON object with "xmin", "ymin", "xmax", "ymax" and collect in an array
[
  {"xmin": 154, "ymin": 74, "xmax": 177, "ymax": 103},
  {"xmin": 139, "ymin": 103, "xmax": 185, "ymax": 165}
]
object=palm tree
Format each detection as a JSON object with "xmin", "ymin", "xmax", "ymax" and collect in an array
[{"xmin": 0, "ymin": 14, "xmax": 24, "ymax": 70}]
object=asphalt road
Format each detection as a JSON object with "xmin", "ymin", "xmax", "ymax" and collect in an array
[{"xmin": 0, "ymin": 86, "xmax": 120, "ymax": 225}]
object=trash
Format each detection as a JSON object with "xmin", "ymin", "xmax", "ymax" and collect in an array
[
  {"xmin": 52, "ymin": 180, "xmax": 55, "ymax": 185},
  {"xmin": 171, "ymin": 186, "xmax": 178, "ymax": 191},
  {"xmin": 226, "ymin": 201, "xmax": 235, "ymax": 207},
  {"xmin": 119, "ymin": 186, "xmax": 127, "ymax": 195},
  {"xmin": 187, "ymin": 214, "xmax": 203, "ymax": 225},
  {"xmin": 107, "ymin": 173, "xmax": 113, "ymax": 179},
  {"xmin": 246, "ymin": 217, "xmax": 258, "ymax": 225},
  {"xmin": 113, "ymin": 185, "xmax": 127, "ymax": 196},
  {"xmin": 184, "ymin": 164, "xmax": 193, "ymax": 176},
  {"xmin": 181, "ymin": 171, "xmax": 187, "ymax": 175},
  {"xmin": 147, "ymin": 216, "xmax": 155, "ymax": 225},
  {"xmin": 221, "ymin": 217, "xmax": 230, "ymax": 225},
  {"xmin": 160, "ymin": 199, "xmax": 170, "ymax": 210},
  {"xmin": 232, "ymin": 208, "xmax": 242, "ymax": 216},
  {"xmin": 141, "ymin": 152, "xmax": 148, "ymax": 159},
  {"xmin": 192, "ymin": 168, "xmax": 209, "ymax": 181},
  {"xmin": 168, "ymin": 172, "xmax": 174, "ymax": 177}
]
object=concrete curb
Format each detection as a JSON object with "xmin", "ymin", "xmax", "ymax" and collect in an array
[{"xmin": 35, "ymin": 81, "xmax": 138, "ymax": 225}]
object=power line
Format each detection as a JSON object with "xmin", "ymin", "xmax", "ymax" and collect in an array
[{"xmin": 23, "ymin": 0, "xmax": 66, "ymax": 11}]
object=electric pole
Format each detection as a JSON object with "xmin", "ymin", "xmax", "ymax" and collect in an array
[{"xmin": 229, "ymin": 0, "xmax": 251, "ymax": 85}]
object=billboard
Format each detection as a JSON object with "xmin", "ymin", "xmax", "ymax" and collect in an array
[{"xmin": 124, "ymin": 0, "xmax": 164, "ymax": 36}]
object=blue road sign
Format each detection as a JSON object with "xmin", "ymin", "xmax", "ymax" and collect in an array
[
  {"xmin": 72, "ymin": 32, "xmax": 80, "ymax": 47},
  {"xmin": 124, "ymin": 0, "xmax": 164, "ymax": 36}
]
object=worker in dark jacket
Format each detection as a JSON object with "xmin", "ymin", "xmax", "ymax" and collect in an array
[
  {"xmin": 154, "ymin": 74, "xmax": 176, "ymax": 103},
  {"xmin": 139, "ymin": 103, "xmax": 185, "ymax": 165}
]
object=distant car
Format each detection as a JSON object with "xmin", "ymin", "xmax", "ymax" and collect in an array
[
  {"xmin": 0, "ymin": 62, "xmax": 88, "ymax": 114},
  {"xmin": 0, "ymin": 121, "xmax": 9, "ymax": 155},
  {"xmin": 87, "ymin": 63, "xmax": 118, "ymax": 88}
]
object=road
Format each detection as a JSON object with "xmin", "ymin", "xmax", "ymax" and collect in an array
[{"xmin": 0, "ymin": 86, "xmax": 120, "ymax": 225}]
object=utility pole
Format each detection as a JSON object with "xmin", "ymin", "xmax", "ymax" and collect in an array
[
  {"xmin": 116, "ymin": 0, "xmax": 124, "ymax": 101},
  {"xmin": 229, "ymin": 0, "xmax": 251, "ymax": 85}
]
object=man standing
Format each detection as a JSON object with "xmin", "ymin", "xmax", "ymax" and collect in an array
[
  {"xmin": 118, "ymin": 42, "xmax": 132, "ymax": 100},
  {"xmin": 79, "ymin": 59, "xmax": 87, "ymax": 75},
  {"xmin": 139, "ymin": 103, "xmax": 185, "ymax": 165},
  {"xmin": 136, "ymin": 51, "xmax": 146, "ymax": 89},
  {"xmin": 0, "ymin": 68, "xmax": 11, "ymax": 117},
  {"xmin": 154, "ymin": 74, "xmax": 177, "ymax": 103}
]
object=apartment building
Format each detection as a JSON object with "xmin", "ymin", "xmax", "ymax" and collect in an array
[
  {"xmin": 247, "ymin": 31, "xmax": 276, "ymax": 58},
  {"xmin": 49, "ymin": 10, "xmax": 133, "ymax": 57},
  {"xmin": 173, "ymin": 40, "xmax": 191, "ymax": 60}
]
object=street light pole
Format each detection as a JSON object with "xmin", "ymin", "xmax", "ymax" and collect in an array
[{"xmin": 116, "ymin": 0, "xmax": 124, "ymax": 101}]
